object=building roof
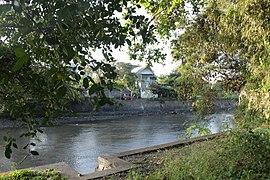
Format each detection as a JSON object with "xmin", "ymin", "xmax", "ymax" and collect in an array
[{"xmin": 131, "ymin": 66, "xmax": 155, "ymax": 75}]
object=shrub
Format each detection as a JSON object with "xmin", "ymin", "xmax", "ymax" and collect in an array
[
  {"xmin": 126, "ymin": 129, "xmax": 270, "ymax": 179},
  {"xmin": 0, "ymin": 169, "xmax": 65, "ymax": 180}
]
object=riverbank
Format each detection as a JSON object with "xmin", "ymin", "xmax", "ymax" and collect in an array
[
  {"xmin": 94, "ymin": 127, "xmax": 270, "ymax": 180},
  {"xmin": 0, "ymin": 99, "xmax": 236, "ymax": 128},
  {"xmin": 102, "ymin": 134, "xmax": 226, "ymax": 180}
]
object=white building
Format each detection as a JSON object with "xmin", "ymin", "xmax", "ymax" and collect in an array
[{"xmin": 131, "ymin": 66, "xmax": 158, "ymax": 98}]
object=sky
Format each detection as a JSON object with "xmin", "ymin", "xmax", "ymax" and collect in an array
[
  {"xmin": 113, "ymin": 48, "xmax": 178, "ymax": 77},
  {"xmin": 92, "ymin": 46, "xmax": 179, "ymax": 77}
]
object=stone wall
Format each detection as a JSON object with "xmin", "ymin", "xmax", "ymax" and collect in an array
[
  {"xmin": 70, "ymin": 98, "xmax": 236, "ymax": 114},
  {"xmin": 0, "ymin": 99, "xmax": 236, "ymax": 128}
]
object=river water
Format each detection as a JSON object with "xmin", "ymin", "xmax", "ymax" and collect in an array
[{"xmin": 0, "ymin": 113, "xmax": 233, "ymax": 174}]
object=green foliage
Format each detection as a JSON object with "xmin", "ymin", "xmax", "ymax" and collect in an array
[
  {"xmin": 234, "ymin": 99, "xmax": 267, "ymax": 130},
  {"xmin": 154, "ymin": 71, "xmax": 179, "ymax": 98},
  {"xmin": 185, "ymin": 124, "xmax": 211, "ymax": 137},
  {"xmin": 139, "ymin": 0, "xmax": 201, "ymax": 38},
  {"xmin": 150, "ymin": 83, "xmax": 177, "ymax": 98},
  {"xmin": 142, "ymin": 0, "xmax": 270, "ymax": 128},
  {"xmin": 126, "ymin": 129, "xmax": 270, "ymax": 179},
  {"xmin": 169, "ymin": 0, "xmax": 247, "ymax": 103},
  {"xmin": 212, "ymin": 82, "xmax": 239, "ymax": 100},
  {"xmin": 174, "ymin": 63, "xmax": 204, "ymax": 101},
  {"xmin": 0, "ymin": 0, "xmax": 157, "ymax": 158},
  {"xmin": 0, "ymin": 169, "xmax": 65, "ymax": 180},
  {"xmin": 114, "ymin": 62, "xmax": 137, "ymax": 91},
  {"xmin": 157, "ymin": 71, "xmax": 179, "ymax": 86}
]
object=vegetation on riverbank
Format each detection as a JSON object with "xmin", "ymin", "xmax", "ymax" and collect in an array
[
  {"xmin": 0, "ymin": 169, "xmax": 65, "ymax": 180},
  {"xmin": 118, "ymin": 128, "xmax": 270, "ymax": 179}
]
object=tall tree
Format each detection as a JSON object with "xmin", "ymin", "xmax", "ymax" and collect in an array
[
  {"xmin": 115, "ymin": 62, "xmax": 137, "ymax": 91},
  {"xmin": 0, "ymin": 0, "xmax": 157, "ymax": 158},
  {"xmin": 140, "ymin": 0, "xmax": 270, "ymax": 127}
]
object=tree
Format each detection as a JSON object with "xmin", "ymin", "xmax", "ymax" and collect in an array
[
  {"xmin": 114, "ymin": 62, "xmax": 137, "ymax": 92},
  {"xmin": 0, "ymin": 0, "xmax": 157, "ymax": 158},
  {"xmin": 140, "ymin": 0, "xmax": 270, "ymax": 127},
  {"xmin": 158, "ymin": 71, "xmax": 180, "ymax": 87},
  {"xmin": 150, "ymin": 72, "xmax": 179, "ymax": 98}
]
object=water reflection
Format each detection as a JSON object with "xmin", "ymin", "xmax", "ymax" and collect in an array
[{"xmin": 0, "ymin": 113, "xmax": 232, "ymax": 174}]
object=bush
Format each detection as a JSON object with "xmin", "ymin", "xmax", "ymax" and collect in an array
[
  {"xmin": 0, "ymin": 169, "xmax": 65, "ymax": 180},
  {"xmin": 126, "ymin": 129, "xmax": 270, "ymax": 179}
]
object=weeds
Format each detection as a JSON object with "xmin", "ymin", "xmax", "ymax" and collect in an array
[
  {"xmin": 124, "ymin": 128, "xmax": 270, "ymax": 179},
  {"xmin": 0, "ymin": 169, "xmax": 65, "ymax": 180}
]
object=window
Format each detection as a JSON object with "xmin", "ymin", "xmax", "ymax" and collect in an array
[{"xmin": 142, "ymin": 75, "xmax": 148, "ymax": 80}]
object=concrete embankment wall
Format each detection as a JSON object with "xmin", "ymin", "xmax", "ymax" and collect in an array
[
  {"xmin": 0, "ymin": 99, "xmax": 236, "ymax": 128},
  {"xmin": 61, "ymin": 99, "xmax": 236, "ymax": 123},
  {"xmin": 70, "ymin": 99, "xmax": 236, "ymax": 114}
]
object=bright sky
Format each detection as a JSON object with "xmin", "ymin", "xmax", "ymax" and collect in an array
[{"xmin": 92, "ymin": 46, "xmax": 178, "ymax": 77}]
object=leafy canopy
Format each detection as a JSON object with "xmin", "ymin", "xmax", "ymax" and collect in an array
[
  {"xmin": 0, "ymin": 0, "xmax": 158, "ymax": 158},
  {"xmin": 114, "ymin": 62, "xmax": 137, "ymax": 92},
  {"xmin": 141, "ymin": 0, "xmax": 270, "ymax": 127}
]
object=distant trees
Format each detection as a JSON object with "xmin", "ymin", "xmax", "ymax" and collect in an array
[
  {"xmin": 158, "ymin": 71, "xmax": 180, "ymax": 87},
  {"xmin": 114, "ymin": 62, "xmax": 137, "ymax": 92},
  {"xmin": 151, "ymin": 72, "xmax": 179, "ymax": 98}
]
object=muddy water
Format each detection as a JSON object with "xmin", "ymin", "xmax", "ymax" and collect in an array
[{"xmin": 0, "ymin": 113, "xmax": 233, "ymax": 174}]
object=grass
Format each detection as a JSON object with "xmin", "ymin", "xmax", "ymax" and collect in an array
[
  {"xmin": 217, "ymin": 93, "xmax": 239, "ymax": 100},
  {"xmin": 0, "ymin": 169, "xmax": 66, "ymax": 180},
  {"xmin": 110, "ymin": 128, "xmax": 270, "ymax": 180},
  {"xmin": 124, "ymin": 139, "xmax": 225, "ymax": 180}
]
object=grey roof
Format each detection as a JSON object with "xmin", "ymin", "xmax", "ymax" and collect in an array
[{"xmin": 131, "ymin": 66, "xmax": 154, "ymax": 75}]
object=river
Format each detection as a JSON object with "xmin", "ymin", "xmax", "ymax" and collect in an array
[{"xmin": 0, "ymin": 112, "xmax": 233, "ymax": 174}]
